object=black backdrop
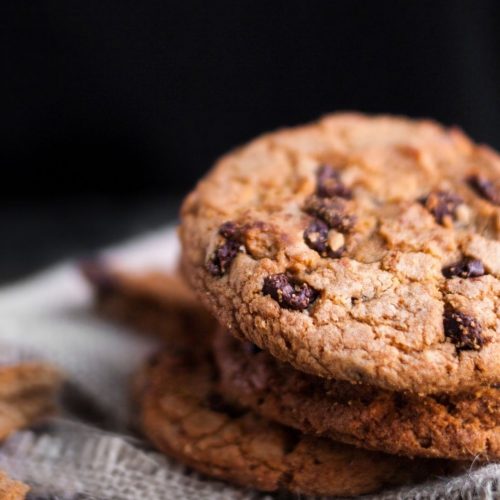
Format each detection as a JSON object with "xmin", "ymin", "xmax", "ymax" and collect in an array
[{"xmin": 1, "ymin": 0, "xmax": 500, "ymax": 279}]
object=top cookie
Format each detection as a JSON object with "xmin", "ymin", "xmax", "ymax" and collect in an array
[{"xmin": 180, "ymin": 113, "xmax": 500, "ymax": 394}]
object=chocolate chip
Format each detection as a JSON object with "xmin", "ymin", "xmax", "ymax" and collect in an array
[
  {"xmin": 444, "ymin": 307, "xmax": 484, "ymax": 351},
  {"xmin": 442, "ymin": 258, "xmax": 485, "ymax": 279},
  {"xmin": 207, "ymin": 239, "xmax": 241, "ymax": 276},
  {"xmin": 304, "ymin": 195, "xmax": 356, "ymax": 233},
  {"xmin": 467, "ymin": 174, "xmax": 500, "ymax": 205},
  {"xmin": 263, "ymin": 273, "xmax": 318, "ymax": 310},
  {"xmin": 207, "ymin": 221, "xmax": 243, "ymax": 276},
  {"xmin": 303, "ymin": 219, "xmax": 345, "ymax": 258},
  {"xmin": 316, "ymin": 164, "xmax": 351, "ymax": 199},
  {"xmin": 421, "ymin": 190, "xmax": 463, "ymax": 225},
  {"xmin": 303, "ymin": 219, "xmax": 328, "ymax": 255},
  {"xmin": 219, "ymin": 221, "xmax": 240, "ymax": 239}
]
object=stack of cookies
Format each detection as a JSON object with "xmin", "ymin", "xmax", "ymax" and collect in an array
[{"xmin": 90, "ymin": 113, "xmax": 500, "ymax": 497}]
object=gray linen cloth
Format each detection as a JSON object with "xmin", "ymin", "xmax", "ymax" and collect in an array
[{"xmin": 0, "ymin": 227, "xmax": 497, "ymax": 499}]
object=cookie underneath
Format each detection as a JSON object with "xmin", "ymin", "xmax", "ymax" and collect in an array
[
  {"xmin": 214, "ymin": 329, "xmax": 500, "ymax": 460},
  {"xmin": 82, "ymin": 261, "xmax": 215, "ymax": 345},
  {"xmin": 133, "ymin": 346, "xmax": 454, "ymax": 496}
]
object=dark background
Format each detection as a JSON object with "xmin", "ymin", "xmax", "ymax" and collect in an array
[{"xmin": 2, "ymin": 0, "xmax": 500, "ymax": 281}]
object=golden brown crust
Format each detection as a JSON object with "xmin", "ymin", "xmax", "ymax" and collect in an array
[
  {"xmin": 0, "ymin": 363, "xmax": 62, "ymax": 441},
  {"xmin": 214, "ymin": 329, "xmax": 500, "ymax": 460},
  {"xmin": 134, "ymin": 346, "xmax": 453, "ymax": 496},
  {"xmin": 82, "ymin": 261, "xmax": 216, "ymax": 345},
  {"xmin": 0, "ymin": 470, "xmax": 29, "ymax": 499},
  {"xmin": 180, "ymin": 113, "xmax": 500, "ymax": 394}
]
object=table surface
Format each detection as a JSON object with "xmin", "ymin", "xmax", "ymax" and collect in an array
[{"xmin": 0, "ymin": 196, "xmax": 180, "ymax": 284}]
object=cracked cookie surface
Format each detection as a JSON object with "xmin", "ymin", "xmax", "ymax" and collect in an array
[
  {"xmin": 133, "ymin": 345, "xmax": 450, "ymax": 496},
  {"xmin": 180, "ymin": 113, "xmax": 500, "ymax": 393},
  {"xmin": 214, "ymin": 329, "xmax": 500, "ymax": 460}
]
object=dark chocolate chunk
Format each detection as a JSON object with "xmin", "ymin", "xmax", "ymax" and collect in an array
[
  {"xmin": 316, "ymin": 164, "xmax": 352, "ymax": 199},
  {"xmin": 304, "ymin": 195, "xmax": 356, "ymax": 233},
  {"xmin": 421, "ymin": 190, "xmax": 463, "ymax": 225},
  {"xmin": 219, "ymin": 221, "xmax": 241, "ymax": 239},
  {"xmin": 207, "ymin": 239, "xmax": 241, "ymax": 276},
  {"xmin": 207, "ymin": 221, "xmax": 243, "ymax": 276},
  {"xmin": 467, "ymin": 174, "xmax": 500, "ymax": 205},
  {"xmin": 444, "ymin": 307, "xmax": 484, "ymax": 351},
  {"xmin": 442, "ymin": 258, "xmax": 485, "ymax": 279},
  {"xmin": 263, "ymin": 273, "xmax": 318, "ymax": 310},
  {"xmin": 303, "ymin": 219, "xmax": 345, "ymax": 258}
]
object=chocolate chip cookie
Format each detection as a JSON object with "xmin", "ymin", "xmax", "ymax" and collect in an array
[
  {"xmin": 82, "ymin": 261, "xmax": 215, "ymax": 344},
  {"xmin": 0, "ymin": 363, "xmax": 62, "ymax": 440},
  {"xmin": 214, "ymin": 329, "xmax": 500, "ymax": 460},
  {"xmin": 0, "ymin": 470, "xmax": 29, "ymax": 499},
  {"xmin": 180, "ymin": 113, "xmax": 500, "ymax": 394},
  {"xmin": 133, "ymin": 346, "xmax": 452, "ymax": 496}
]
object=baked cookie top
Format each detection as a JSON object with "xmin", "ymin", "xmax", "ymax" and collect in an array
[
  {"xmin": 214, "ymin": 329, "xmax": 500, "ymax": 460},
  {"xmin": 180, "ymin": 113, "xmax": 500, "ymax": 394},
  {"xmin": 133, "ymin": 346, "xmax": 447, "ymax": 496}
]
